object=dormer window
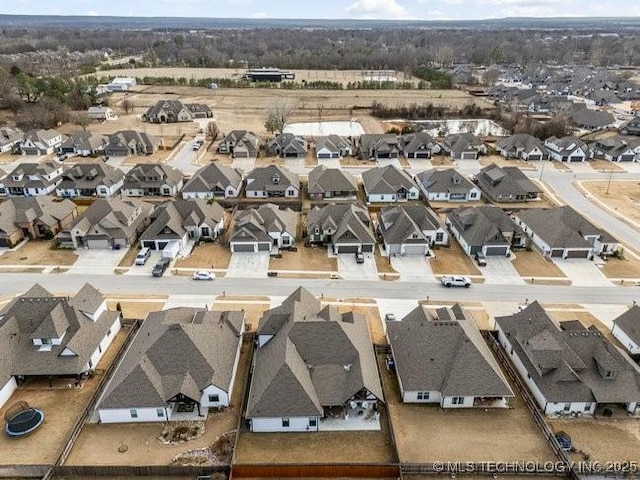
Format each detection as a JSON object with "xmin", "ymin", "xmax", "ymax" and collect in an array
[
  {"xmin": 453, "ymin": 176, "xmax": 460, "ymax": 184},
  {"xmin": 272, "ymin": 174, "xmax": 280, "ymax": 185}
]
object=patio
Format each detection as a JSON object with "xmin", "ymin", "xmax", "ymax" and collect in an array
[{"xmin": 319, "ymin": 402, "xmax": 381, "ymax": 431}]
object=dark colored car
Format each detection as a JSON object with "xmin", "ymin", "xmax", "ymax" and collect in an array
[
  {"xmin": 355, "ymin": 252, "xmax": 365, "ymax": 264},
  {"xmin": 152, "ymin": 257, "xmax": 171, "ymax": 277}
]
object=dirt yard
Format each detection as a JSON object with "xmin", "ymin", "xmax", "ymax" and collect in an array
[
  {"xmin": 379, "ymin": 355, "xmax": 555, "ymax": 463},
  {"xmin": 479, "ymin": 155, "xmax": 538, "ymax": 170},
  {"xmin": 588, "ymin": 159, "xmax": 625, "ymax": 172},
  {"xmin": 581, "ymin": 180, "xmax": 640, "ymax": 228},
  {"xmin": 552, "ymin": 161, "xmax": 572, "ymax": 171},
  {"xmin": 66, "ymin": 336, "xmax": 252, "ymax": 466},
  {"xmin": 117, "ymin": 245, "xmax": 140, "ymax": 267},
  {"xmin": 375, "ymin": 250, "xmax": 399, "ymax": 276},
  {"xmin": 0, "ymin": 240, "xmax": 78, "ymax": 266},
  {"xmin": 548, "ymin": 418, "xmax": 640, "ymax": 463},
  {"xmin": 430, "ymin": 155, "xmax": 454, "ymax": 167},
  {"xmin": 175, "ymin": 243, "xmax": 232, "ymax": 270},
  {"xmin": 511, "ymin": 250, "xmax": 567, "ymax": 278},
  {"xmin": 0, "ymin": 327, "xmax": 129, "ymax": 465},
  {"xmin": 430, "ymin": 242, "xmax": 481, "ymax": 276},
  {"xmin": 601, "ymin": 255, "xmax": 640, "ymax": 278},
  {"xmin": 211, "ymin": 299, "xmax": 270, "ymax": 331},
  {"xmin": 106, "ymin": 300, "xmax": 166, "ymax": 320},
  {"xmin": 269, "ymin": 245, "xmax": 337, "ymax": 272}
]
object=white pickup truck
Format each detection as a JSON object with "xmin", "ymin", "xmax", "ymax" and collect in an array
[{"xmin": 440, "ymin": 275, "xmax": 472, "ymax": 288}]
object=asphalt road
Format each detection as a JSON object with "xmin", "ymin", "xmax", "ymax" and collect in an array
[{"xmin": 2, "ymin": 274, "xmax": 638, "ymax": 305}]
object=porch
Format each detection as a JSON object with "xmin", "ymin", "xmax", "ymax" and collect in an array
[
  {"xmin": 473, "ymin": 397, "xmax": 510, "ymax": 408},
  {"xmin": 319, "ymin": 401, "xmax": 381, "ymax": 431}
]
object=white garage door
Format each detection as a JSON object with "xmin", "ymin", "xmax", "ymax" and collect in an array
[
  {"xmin": 87, "ymin": 239, "xmax": 110, "ymax": 249},
  {"xmin": 403, "ymin": 244, "xmax": 427, "ymax": 255}
]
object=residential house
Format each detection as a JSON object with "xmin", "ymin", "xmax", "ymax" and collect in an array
[
  {"xmin": 106, "ymin": 77, "xmax": 136, "ymax": 92},
  {"xmin": 495, "ymin": 302, "xmax": 640, "ymax": 416},
  {"xmin": 59, "ymin": 132, "xmax": 108, "ymax": 157},
  {"xmin": 230, "ymin": 203, "xmax": 297, "ymax": 253},
  {"xmin": 515, "ymin": 206, "xmax": 619, "ymax": 259},
  {"xmin": 475, "ymin": 164, "xmax": 542, "ymax": 203},
  {"xmin": 266, "ymin": 133, "xmax": 307, "ymax": 158},
  {"xmin": 142, "ymin": 100, "xmax": 192, "ymax": 123},
  {"xmin": 185, "ymin": 103, "xmax": 213, "ymax": 119},
  {"xmin": 0, "ymin": 284, "xmax": 121, "ymax": 409},
  {"xmin": 620, "ymin": 116, "xmax": 640, "ymax": 136},
  {"xmin": 139, "ymin": 199, "xmax": 226, "ymax": 251},
  {"xmin": 495, "ymin": 134, "xmax": 550, "ymax": 161},
  {"xmin": 247, "ymin": 287, "xmax": 383, "ymax": 432},
  {"xmin": 56, "ymin": 197, "xmax": 152, "ymax": 249},
  {"xmin": 181, "ymin": 163, "xmax": 243, "ymax": 200},
  {"xmin": 18, "ymin": 129, "xmax": 66, "ymax": 156},
  {"xmin": 0, "ymin": 161, "xmax": 64, "ymax": 197},
  {"xmin": 570, "ymin": 108, "xmax": 615, "ymax": 131},
  {"xmin": 306, "ymin": 203, "xmax": 375, "ymax": 254},
  {"xmin": 245, "ymin": 165, "xmax": 300, "ymax": 199},
  {"xmin": 122, "ymin": 164, "xmax": 184, "ymax": 197},
  {"xmin": 592, "ymin": 136, "xmax": 640, "ymax": 162},
  {"xmin": 387, "ymin": 304, "xmax": 514, "ymax": 408},
  {"xmin": 0, "ymin": 127, "xmax": 24, "ymax": 153},
  {"xmin": 401, "ymin": 132, "xmax": 440, "ymax": 159},
  {"xmin": 218, "ymin": 131, "xmax": 260, "ymax": 158},
  {"xmin": 307, "ymin": 165, "xmax": 358, "ymax": 200},
  {"xmin": 611, "ymin": 306, "xmax": 640, "ymax": 357},
  {"xmin": 97, "ymin": 308, "xmax": 244, "ymax": 423},
  {"xmin": 414, "ymin": 169, "xmax": 481, "ymax": 202},
  {"xmin": 440, "ymin": 133, "xmax": 486, "ymax": 160},
  {"xmin": 377, "ymin": 204, "xmax": 447, "ymax": 256},
  {"xmin": 104, "ymin": 131, "xmax": 158, "ymax": 157},
  {"xmin": 0, "ymin": 197, "xmax": 78, "ymax": 248},
  {"xmin": 314, "ymin": 135, "xmax": 353, "ymax": 160},
  {"xmin": 362, "ymin": 165, "xmax": 419, "ymax": 203},
  {"xmin": 56, "ymin": 162, "xmax": 124, "ymax": 198},
  {"xmin": 87, "ymin": 106, "xmax": 117, "ymax": 121},
  {"xmin": 358, "ymin": 134, "xmax": 399, "ymax": 160},
  {"xmin": 545, "ymin": 136, "xmax": 593, "ymax": 162},
  {"xmin": 446, "ymin": 206, "xmax": 524, "ymax": 257}
]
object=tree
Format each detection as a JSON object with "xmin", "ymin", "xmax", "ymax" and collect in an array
[
  {"xmin": 482, "ymin": 69, "xmax": 501, "ymax": 86},
  {"xmin": 206, "ymin": 121, "xmax": 219, "ymax": 140},
  {"xmin": 265, "ymin": 99, "xmax": 296, "ymax": 134},
  {"xmin": 121, "ymin": 97, "xmax": 133, "ymax": 115},
  {"xmin": 71, "ymin": 111, "xmax": 90, "ymax": 131},
  {"xmin": 264, "ymin": 111, "xmax": 280, "ymax": 135}
]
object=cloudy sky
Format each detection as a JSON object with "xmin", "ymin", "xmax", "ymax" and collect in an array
[{"xmin": 3, "ymin": 0, "xmax": 640, "ymax": 20}]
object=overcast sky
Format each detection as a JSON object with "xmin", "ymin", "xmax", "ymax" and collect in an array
[{"xmin": 3, "ymin": 0, "xmax": 640, "ymax": 20}]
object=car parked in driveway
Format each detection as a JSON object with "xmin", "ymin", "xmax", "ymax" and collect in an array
[
  {"xmin": 193, "ymin": 270, "xmax": 215, "ymax": 281},
  {"xmin": 152, "ymin": 257, "xmax": 171, "ymax": 277},
  {"xmin": 355, "ymin": 252, "xmax": 365, "ymax": 264},
  {"xmin": 475, "ymin": 251, "xmax": 487, "ymax": 266},
  {"xmin": 440, "ymin": 275, "xmax": 472, "ymax": 288}
]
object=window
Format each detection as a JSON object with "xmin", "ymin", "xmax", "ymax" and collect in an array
[
  {"xmin": 584, "ymin": 404, "xmax": 591, "ymax": 412},
  {"xmin": 417, "ymin": 392, "xmax": 430, "ymax": 400},
  {"xmin": 309, "ymin": 418, "xmax": 317, "ymax": 427},
  {"xmin": 563, "ymin": 403, "xmax": 571, "ymax": 412},
  {"xmin": 435, "ymin": 232, "xmax": 444, "ymax": 242},
  {"xmin": 107, "ymin": 328, "xmax": 112, "ymax": 336},
  {"xmin": 208, "ymin": 394, "xmax": 220, "ymax": 403},
  {"xmin": 156, "ymin": 408, "xmax": 164, "ymax": 418},
  {"xmin": 451, "ymin": 397, "xmax": 464, "ymax": 405},
  {"xmin": 130, "ymin": 409, "xmax": 138, "ymax": 419},
  {"xmin": 88, "ymin": 359, "xmax": 93, "ymax": 369},
  {"xmin": 282, "ymin": 418, "xmax": 290, "ymax": 427},
  {"xmin": 41, "ymin": 338, "xmax": 52, "ymax": 345}
]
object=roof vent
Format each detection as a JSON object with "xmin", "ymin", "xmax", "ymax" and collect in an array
[{"xmin": 343, "ymin": 364, "xmax": 353, "ymax": 372}]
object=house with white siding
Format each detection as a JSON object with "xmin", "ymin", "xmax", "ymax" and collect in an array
[
  {"xmin": 247, "ymin": 287, "xmax": 383, "ymax": 432},
  {"xmin": 181, "ymin": 163, "xmax": 242, "ymax": 200},
  {"xmin": 495, "ymin": 302, "xmax": 640, "ymax": 416},
  {"xmin": 122, "ymin": 164, "xmax": 184, "ymax": 197},
  {"xmin": 306, "ymin": 203, "xmax": 375, "ymax": 254},
  {"xmin": 0, "ymin": 284, "xmax": 121, "ymax": 409},
  {"xmin": 377, "ymin": 204, "xmax": 448, "ymax": 256},
  {"xmin": 229, "ymin": 203, "xmax": 297, "ymax": 253},
  {"xmin": 97, "ymin": 308, "xmax": 244, "ymax": 423},
  {"xmin": 387, "ymin": 304, "xmax": 513, "ymax": 408},
  {"xmin": 55, "ymin": 162, "xmax": 124, "ymax": 198},
  {"xmin": 0, "ymin": 161, "xmax": 64, "ymax": 197},
  {"xmin": 362, "ymin": 165, "xmax": 419, "ymax": 203},
  {"xmin": 245, "ymin": 165, "xmax": 300, "ymax": 199},
  {"xmin": 18, "ymin": 129, "xmax": 66, "ymax": 155},
  {"xmin": 611, "ymin": 306, "xmax": 640, "ymax": 357},
  {"xmin": 414, "ymin": 169, "xmax": 481, "ymax": 203},
  {"xmin": 544, "ymin": 136, "xmax": 592, "ymax": 163}
]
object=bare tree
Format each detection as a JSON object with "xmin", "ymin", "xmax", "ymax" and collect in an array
[
  {"xmin": 121, "ymin": 97, "xmax": 134, "ymax": 115},
  {"xmin": 71, "ymin": 111, "xmax": 90, "ymax": 131},
  {"xmin": 482, "ymin": 69, "xmax": 501, "ymax": 86},
  {"xmin": 206, "ymin": 121, "xmax": 220, "ymax": 140},
  {"xmin": 317, "ymin": 103, "xmax": 325, "ymax": 123},
  {"xmin": 265, "ymin": 99, "xmax": 296, "ymax": 135}
]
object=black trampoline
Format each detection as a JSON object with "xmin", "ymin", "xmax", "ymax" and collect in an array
[{"xmin": 4, "ymin": 402, "xmax": 45, "ymax": 437}]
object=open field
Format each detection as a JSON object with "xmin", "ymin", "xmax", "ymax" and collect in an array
[
  {"xmin": 378, "ymin": 355, "xmax": 555, "ymax": 463},
  {"xmin": 479, "ymin": 155, "xmax": 538, "ymax": 170},
  {"xmin": 580, "ymin": 180, "xmax": 640, "ymax": 228},
  {"xmin": 269, "ymin": 245, "xmax": 337, "ymax": 272},
  {"xmin": 511, "ymin": 250, "xmax": 567, "ymax": 279},
  {"xmin": 0, "ymin": 241, "xmax": 78, "ymax": 266},
  {"xmin": 601, "ymin": 255, "xmax": 640, "ymax": 279},
  {"xmin": 66, "ymin": 336, "xmax": 252, "ymax": 466},
  {"xmin": 175, "ymin": 242, "xmax": 232, "ymax": 270},
  {"xmin": 0, "ymin": 327, "xmax": 128, "ymax": 465},
  {"xmin": 430, "ymin": 241, "xmax": 481, "ymax": 276}
]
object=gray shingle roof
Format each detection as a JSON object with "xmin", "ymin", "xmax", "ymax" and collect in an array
[
  {"xmin": 314, "ymin": 135, "xmax": 352, "ymax": 155},
  {"xmin": 0, "ymin": 197, "xmax": 76, "ymax": 237},
  {"xmin": 60, "ymin": 131, "xmax": 108, "ymax": 152},
  {"xmin": 230, "ymin": 203, "xmax": 297, "ymax": 244},
  {"xmin": 140, "ymin": 199, "xmax": 224, "ymax": 242},
  {"xmin": 57, "ymin": 162, "xmax": 124, "ymax": 191},
  {"xmin": 401, "ymin": 132, "xmax": 437, "ymax": 155},
  {"xmin": 476, "ymin": 164, "xmax": 542, "ymax": 200},
  {"xmin": 266, "ymin": 133, "xmax": 307, "ymax": 156},
  {"xmin": 181, "ymin": 163, "xmax": 242, "ymax": 194},
  {"xmin": 387, "ymin": 304, "xmax": 513, "ymax": 397},
  {"xmin": 442, "ymin": 133, "xmax": 483, "ymax": 154},
  {"xmin": 447, "ymin": 206, "xmax": 515, "ymax": 248},
  {"xmin": 570, "ymin": 108, "xmax": 615, "ymax": 129},
  {"xmin": 414, "ymin": 169, "xmax": 476, "ymax": 195},
  {"xmin": 307, "ymin": 203, "xmax": 375, "ymax": 245},
  {"xmin": 307, "ymin": 165, "xmax": 357, "ymax": 195},
  {"xmin": 613, "ymin": 305, "xmax": 640, "ymax": 347},
  {"xmin": 99, "ymin": 308, "xmax": 244, "ymax": 409},
  {"xmin": 378, "ymin": 204, "xmax": 443, "ymax": 245},
  {"xmin": 1, "ymin": 161, "xmax": 62, "ymax": 190},
  {"xmin": 496, "ymin": 302, "xmax": 640, "ymax": 404},
  {"xmin": 362, "ymin": 165, "xmax": 417, "ymax": 196},
  {"xmin": 495, "ymin": 134, "xmax": 548, "ymax": 157},
  {"xmin": 220, "ymin": 130, "xmax": 260, "ymax": 157},
  {"xmin": 245, "ymin": 165, "xmax": 299, "ymax": 193},
  {"xmin": 247, "ymin": 287, "xmax": 383, "ymax": 418},
  {"xmin": 123, "ymin": 164, "xmax": 183, "ymax": 190}
]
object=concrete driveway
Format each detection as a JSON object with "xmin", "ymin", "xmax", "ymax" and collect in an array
[
  {"xmin": 554, "ymin": 259, "xmax": 613, "ymax": 287},
  {"xmin": 226, "ymin": 253, "xmax": 270, "ymax": 278},
  {"xmin": 337, "ymin": 253, "xmax": 378, "ymax": 281},
  {"xmin": 126, "ymin": 251, "xmax": 166, "ymax": 277},
  {"xmin": 318, "ymin": 157, "xmax": 341, "ymax": 169},
  {"xmin": 167, "ymin": 140, "xmax": 200, "ymax": 175},
  {"xmin": 231, "ymin": 157, "xmax": 256, "ymax": 172},
  {"xmin": 66, "ymin": 248, "xmax": 128, "ymax": 275},
  {"xmin": 481, "ymin": 257, "xmax": 525, "ymax": 285},
  {"xmin": 390, "ymin": 255, "xmax": 436, "ymax": 282}
]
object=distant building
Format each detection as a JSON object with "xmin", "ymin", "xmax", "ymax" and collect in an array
[
  {"xmin": 106, "ymin": 77, "xmax": 137, "ymax": 92},
  {"xmin": 87, "ymin": 106, "xmax": 118, "ymax": 121},
  {"xmin": 243, "ymin": 68, "xmax": 295, "ymax": 82}
]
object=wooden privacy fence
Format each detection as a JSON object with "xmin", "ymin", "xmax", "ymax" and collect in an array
[
  {"xmin": 232, "ymin": 463, "xmax": 400, "ymax": 478},
  {"xmin": 51, "ymin": 464, "xmax": 229, "ymax": 477}
]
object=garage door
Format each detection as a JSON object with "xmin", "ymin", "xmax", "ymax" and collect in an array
[
  {"xmin": 565, "ymin": 250, "xmax": 590, "ymax": 259},
  {"xmin": 528, "ymin": 154, "xmax": 542, "ymax": 161},
  {"xmin": 234, "ymin": 152, "xmax": 248, "ymax": 158},
  {"xmin": 142, "ymin": 241, "xmax": 156, "ymax": 250},
  {"xmin": 551, "ymin": 249, "xmax": 564, "ymax": 258},
  {"xmin": 336, "ymin": 245, "xmax": 359, "ymax": 254},
  {"xmin": 361, "ymin": 244, "xmax": 374, "ymax": 253},
  {"xmin": 157, "ymin": 241, "xmax": 169, "ymax": 250},
  {"xmin": 257, "ymin": 243, "xmax": 271, "ymax": 252},
  {"xmin": 0, "ymin": 237, "xmax": 8, "ymax": 248},
  {"xmin": 570, "ymin": 156, "xmax": 584, "ymax": 162},
  {"xmin": 87, "ymin": 239, "xmax": 110, "ymax": 249},
  {"xmin": 620, "ymin": 155, "xmax": 635, "ymax": 161},
  {"xmin": 415, "ymin": 152, "xmax": 430, "ymax": 159},
  {"xmin": 318, "ymin": 153, "xmax": 331, "ymax": 159},
  {"xmin": 461, "ymin": 152, "xmax": 477, "ymax": 160},
  {"xmin": 232, "ymin": 243, "xmax": 255, "ymax": 253},
  {"xmin": 403, "ymin": 244, "xmax": 427, "ymax": 255},
  {"xmin": 484, "ymin": 246, "xmax": 508, "ymax": 256}
]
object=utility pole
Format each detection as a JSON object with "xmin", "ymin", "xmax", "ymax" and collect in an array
[
  {"xmin": 605, "ymin": 171, "xmax": 613, "ymax": 195},
  {"xmin": 539, "ymin": 159, "xmax": 546, "ymax": 181}
]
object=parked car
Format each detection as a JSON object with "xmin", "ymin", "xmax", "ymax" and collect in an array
[
  {"xmin": 135, "ymin": 247, "xmax": 151, "ymax": 265},
  {"xmin": 152, "ymin": 258, "xmax": 171, "ymax": 277},
  {"xmin": 355, "ymin": 252, "xmax": 365, "ymax": 264},
  {"xmin": 475, "ymin": 251, "xmax": 487, "ymax": 266},
  {"xmin": 193, "ymin": 270, "xmax": 215, "ymax": 281},
  {"xmin": 440, "ymin": 275, "xmax": 472, "ymax": 288},
  {"xmin": 57, "ymin": 153, "xmax": 68, "ymax": 162}
]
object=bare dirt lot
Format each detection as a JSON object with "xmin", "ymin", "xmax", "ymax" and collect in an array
[
  {"xmin": 269, "ymin": 245, "xmax": 337, "ymax": 272},
  {"xmin": 479, "ymin": 155, "xmax": 538, "ymax": 170},
  {"xmin": 588, "ymin": 159, "xmax": 625, "ymax": 172},
  {"xmin": 0, "ymin": 240, "xmax": 78, "ymax": 266},
  {"xmin": 580, "ymin": 180, "xmax": 640, "ymax": 228},
  {"xmin": 66, "ymin": 336, "xmax": 252, "ymax": 466},
  {"xmin": 106, "ymin": 300, "xmax": 166, "ymax": 320},
  {"xmin": 0, "ymin": 327, "xmax": 128, "ymax": 465},
  {"xmin": 511, "ymin": 250, "xmax": 567, "ymax": 279},
  {"xmin": 175, "ymin": 242, "xmax": 232, "ymax": 270},
  {"xmin": 430, "ymin": 241, "xmax": 481, "ymax": 276},
  {"xmin": 378, "ymin": 355, "xmax": 555, "ymax": 463},
  {"xmin": 601, "ymin": 255, "xmax": 640, "ymax": 279}
]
